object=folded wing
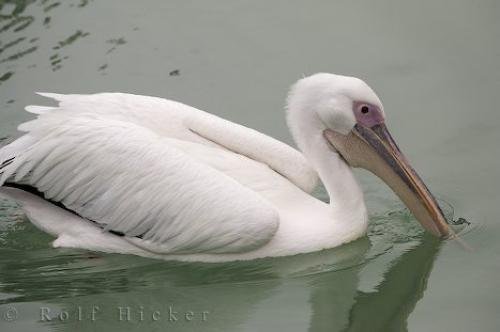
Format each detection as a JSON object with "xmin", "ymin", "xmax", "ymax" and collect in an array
[{"xmin": 0, "ymin": 107, "xmax": 279, "ymax": 254}]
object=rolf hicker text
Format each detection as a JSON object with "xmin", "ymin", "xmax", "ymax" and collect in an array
[{"xmin": 39, "ymin": 305, "xmax": 210, "ymax": 322}]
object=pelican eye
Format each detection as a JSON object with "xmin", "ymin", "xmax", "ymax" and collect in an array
[{"xmin": 361, "ymin": 106, "xmax": 369, "ymax": 114}]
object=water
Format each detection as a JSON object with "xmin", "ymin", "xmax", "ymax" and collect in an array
[{"xmin": 0, "ymin": 1, "xmax": 499, "ymax": 331}]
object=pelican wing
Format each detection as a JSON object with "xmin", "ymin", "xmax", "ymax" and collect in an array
[
  {"xmin": 0, "ymin": 103, "xmax": 280, "ymax": 254},
  {"xmin": 15, "ymin": 92, "xmax": 318, "ymax": 193}
]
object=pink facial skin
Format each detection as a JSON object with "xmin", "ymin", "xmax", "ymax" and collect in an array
[{"xmin": 353, "ymin": 101, "xmax": 385, "ymax": 128}]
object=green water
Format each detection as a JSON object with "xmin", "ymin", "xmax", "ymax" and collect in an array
[{"xmin": 0, "ymin": 1, "xmax": 499, "ymax": 331}]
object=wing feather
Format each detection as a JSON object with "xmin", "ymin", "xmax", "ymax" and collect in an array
[
  {"xmin": 1, "ymin": 110, "xmax": 280, "ymax": 254},
  {"xmin": 28, "ymin": 92, "xmax": 318, "ymax": 193}
]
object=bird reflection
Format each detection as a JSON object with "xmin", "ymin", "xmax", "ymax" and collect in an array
[
  {"xmin": 0, "ymin": 226, "xmax": 442, "ymax": 332},
  {"xmin": 309, "ymin": 233, "xmax": 442, "ymax": 332}
]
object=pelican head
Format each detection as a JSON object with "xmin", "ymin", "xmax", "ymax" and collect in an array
[{"xmin": 287, "ymin": 73, "xmax": 450, "ymax": 237}]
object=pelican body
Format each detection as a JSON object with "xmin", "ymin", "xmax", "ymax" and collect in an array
[{"xmin": 0, "ymin": 73, "xmax": 450, "ymax": 262}]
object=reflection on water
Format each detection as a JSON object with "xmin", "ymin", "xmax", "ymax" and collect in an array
[
  {"xmin": 0, "ymin": 0, "xmax": 96, "ymax": 83},
  {"xmin": 0, "ymin": 71, "xmax": 13, "ymax": 85},
  {"xmin": 1, "ymin": 0, "xmax": 499, "ymax": 330},
  {"xmin": 50, "ymin": 30, "xmax": 89, "ymax": 71},
  {"xmin": 0, "ymin": 199, "xmax": 444, "ymax": 331},
  {"xmin": 309, "ymin": 235, "xmax": 441, "ymax": 332}
]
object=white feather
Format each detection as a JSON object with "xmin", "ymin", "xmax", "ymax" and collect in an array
[
  {"xmin": 0, "ymin": 92, "xmax": 325, "ymax": 256},
  {"xmin": 2, "ymin": 116, "xmax": 283, "ymax": 254},
  {"xmin": 24, "ymin": 105, "xmax": 56, "ymax": 114},
  {"xmin": 0, "ymin": 74, "xmax": 378, "ymax": 262}
]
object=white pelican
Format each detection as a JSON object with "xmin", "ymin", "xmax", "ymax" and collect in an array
[{"xmin": 0, "ymin": 73, "xmax": 450, "ymax": 262}]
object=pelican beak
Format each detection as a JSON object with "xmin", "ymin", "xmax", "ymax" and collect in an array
[{"xmin": 324, "ymin": 124, "xmax": 451, "ymax": 238}]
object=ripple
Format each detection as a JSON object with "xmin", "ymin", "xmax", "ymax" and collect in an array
[
  {"xmin": 0, "ymin": 71, "xmax": 14, "ymax": 84},
  {"xmin": 435, "ymin": 197, "xmax": 481, "ymax": 239},
  {"xmin": 0, "ymin": 195, "xmax": 458, "ymax": 303},
  {"xmin": 0, "ymin": 0, "xmax": 95, "ymax": 76}
]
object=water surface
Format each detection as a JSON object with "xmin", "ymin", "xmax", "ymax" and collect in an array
[{"xmin": 1, "ymin": 1, "xmax": 499, "ymax": 331}]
